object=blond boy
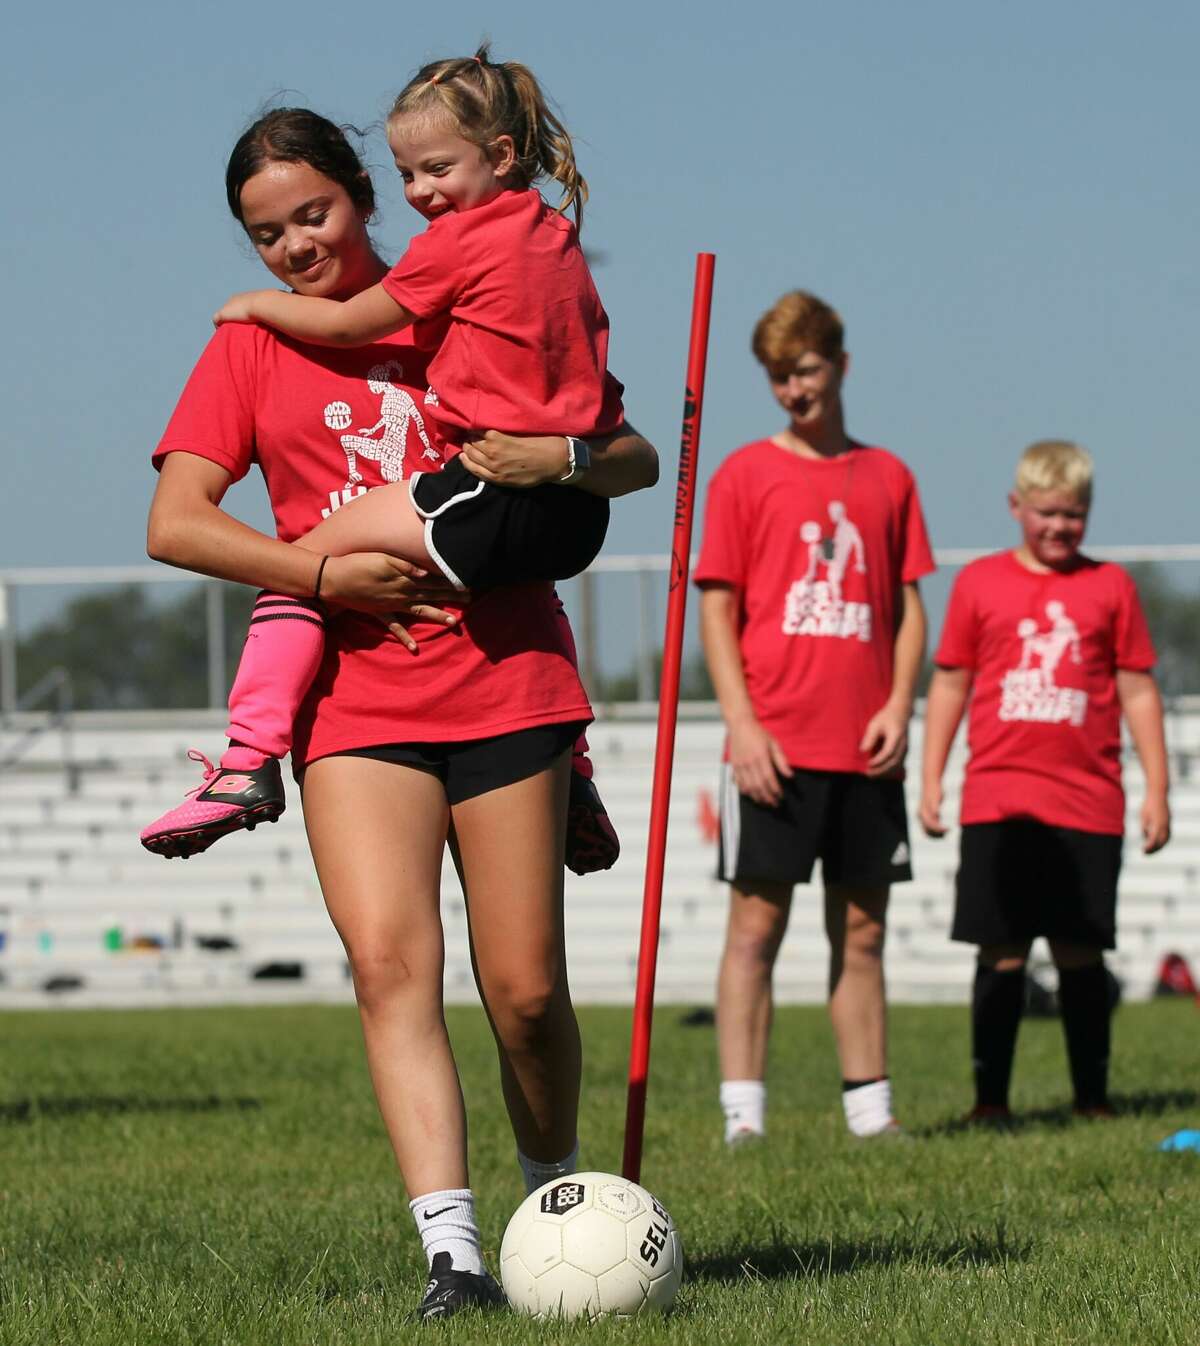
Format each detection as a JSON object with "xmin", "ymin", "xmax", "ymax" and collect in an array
[{"xmin": 920, "ymin": 441, "xmax": 1169, "ymax": 1120}]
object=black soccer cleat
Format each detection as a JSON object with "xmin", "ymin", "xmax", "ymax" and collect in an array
[
  {"xmin": 565, "ymin": 771, "xmax": 620, "ymax": 875},
  {"xmin": 1072, "ymin": 1102, "xmax": 1117, "ymax": 1120},
  {"xmin": 962, "ymin": 1104, "xmax": 1015, "ymax": 1129},
  {"xmin": 412, "ymin": 1252, "xmax": 505, "ymax": 1321}
]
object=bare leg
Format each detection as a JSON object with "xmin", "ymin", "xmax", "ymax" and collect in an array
[
  {"xmin": 980, "ymin": 942, "xmax": 1033, "ymax": 974},
  {"xmin": 291, "ymin": 479, "xmax": 434, "ymax": 568},
  {"xmin": 216, "ymin": 479, "xmax": 439, "ymax": 763},
  {"xmin": 451, "ymin": 752, "xmax": 580, "ymax": 1161},
  {"xmin": 301, "ymin": 755, "xmax": 466, "ymax": 1196},
  {"xmin": 217, "ymin": 481, "xmax": 439, "ymax": 764},
  {"xmin": 716, "ymin": 880, "xmax": 792, "ymax": 1081},
  {"xmin": 824, "ymin": 884, "xmax": 889, "ymax": 1079}
]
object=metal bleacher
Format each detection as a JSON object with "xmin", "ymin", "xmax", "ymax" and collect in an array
[{"xmin": 2, "ymin": 712, "xmax": 1199, "ymax": 1009}]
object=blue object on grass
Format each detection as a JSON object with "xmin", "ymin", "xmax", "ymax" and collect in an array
[{"xmin": 1159, "ymin": 1129, "xmax": 1200, "ymax": 1152}]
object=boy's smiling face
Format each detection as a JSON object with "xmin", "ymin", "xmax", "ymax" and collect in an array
[{"xmin": 1010, "ymin": 487, "xmax": 1089, "ymax": 571}]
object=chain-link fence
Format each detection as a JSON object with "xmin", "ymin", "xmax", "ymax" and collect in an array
[{"xmin": 3, "ymin": 547, "xmax": 1200, "ymax": 719}]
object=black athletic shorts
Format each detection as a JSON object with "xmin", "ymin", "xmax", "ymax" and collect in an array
[
  {"xmin": 327, "ymin": 720, "xmax": 586, "ymax": 805},
  {"xmin": 952, "ymin": 820, "xmax": 1122, "ymax": 949},
  {"xmin": 717, "ymin": 765, "xmax": 913, "ymax": 888},
  {"xmin": 410, "ymin": 458, "xmax": 610, "ymax": 590}
]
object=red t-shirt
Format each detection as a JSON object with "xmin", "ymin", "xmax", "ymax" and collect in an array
[
  {"xmin": 381, "ymin": 189, "xmax": 624, "ymax": 444},
  {"xmin": 693, "ymin": 439, "xmax": 935, "ymax": 772},
  {"xmin": 934, "ymin": 551, "xmax": 1156, "ymax": 834},
  {"xmin": 152, "ymin": 323, "xmax": 592, "ymax": 763}
]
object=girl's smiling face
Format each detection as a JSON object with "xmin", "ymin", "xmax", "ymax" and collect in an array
[
  {"xmin": 388, "ymin": 114, "xmax": 515, "ymax": 220},
  {"xmin": 238, "ymin": 160, "xmax": 381, "ymax": 299}
]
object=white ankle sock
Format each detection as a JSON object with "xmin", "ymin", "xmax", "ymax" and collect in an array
[
  {"xmin": 409, "ymin": 1188, "xmax": 484, "ymax": 1274},
  {"xmin": 720, "ymin": 1079, "xmax": 766, "ymax": 1143},
  {"xmin": 842, "ymin": 1078, "xmax": 894, "ymax": 1136},
  {"xmin": 517, "ymin": 1141, "xmax": 579, "ymax": 1196}
]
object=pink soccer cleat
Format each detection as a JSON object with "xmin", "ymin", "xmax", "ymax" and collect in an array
[
  {"xmin": 140, "ymin": 749, "xmax": 285, "ymax": 859},
  {"xmin": 565, "ymin": 770, "xmax": 620, "ymax": 875}
]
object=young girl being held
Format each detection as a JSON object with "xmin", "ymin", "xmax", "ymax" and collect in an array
[
  {"xmin": 215, "ymin": 43, "xmax": 618, "ymax": 589},
  {"xmin": 142, "ymin": 47, "xmax": 626, "ymax": 864}
]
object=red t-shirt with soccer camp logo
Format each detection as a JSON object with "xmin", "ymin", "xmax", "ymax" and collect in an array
[
  {"xmin": 934, "ymin": 551, "xmax": 1156, "ymax": 834},
  {"xmin": 381, "ymin": 189, "xmax": 624, "ymax": 444},
  {"xmin": 693, "ymin": 439, "xmax": 935, "ymax": 772},
  {"xmin": 152, "ymin": 323, "xmax": 592, "ymax": 764}
]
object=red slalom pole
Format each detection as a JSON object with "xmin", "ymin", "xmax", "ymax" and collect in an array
[{"xmin": 623, "ymin": 252, "xmax": 716, "ymax": 1183}]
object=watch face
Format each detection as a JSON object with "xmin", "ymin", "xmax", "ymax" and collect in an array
[{"xmin": 572, "ymin": 438, "xmax": 591, "ymax": 469}]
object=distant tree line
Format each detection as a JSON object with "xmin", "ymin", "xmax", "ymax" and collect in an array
[
  {"xmin": 8, "ymin": 564, "xmax": 1200, "ymax": 712},
  {"xmin": 13, "ymin": 584, "xmax": 255, "ymax": 711},
  {"xmin": 1128, "ymin": 564, "xmax": 1200, "ymax": 699}
]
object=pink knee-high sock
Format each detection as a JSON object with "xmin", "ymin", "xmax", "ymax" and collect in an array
[
  {"xmin": 551, "ymin": 591, "xmax": 593, "ymax": 778},
  {"xmin": 222, "ymin": 593, "xmax": 326, "ymax": 765}
]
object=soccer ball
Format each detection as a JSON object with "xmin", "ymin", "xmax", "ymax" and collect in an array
[
  {"xmin": 323, "ymin": 400, "xmax": 352, "ymax": 431},
  {"xmin": 500, "ymin": 1171, "xmax": 682, "ymax": 1319}
]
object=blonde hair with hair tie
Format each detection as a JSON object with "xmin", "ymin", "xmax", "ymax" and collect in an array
[{"xmin": 390, "ymin": 42, "xmax": 587, "ymax": 229}]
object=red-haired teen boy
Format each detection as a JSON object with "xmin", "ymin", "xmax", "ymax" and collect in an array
[
  {"xmin": 920, "ymin": 440, "xmax": 1170, "ymax": 1122},
  {"xmin": 695, "ymin": 290, "xmax": 935, "ymax": 1142}
]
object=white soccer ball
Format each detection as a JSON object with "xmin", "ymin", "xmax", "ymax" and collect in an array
[
  {"xmin": 323, "ymin": 400, "xmax": 352, "ymax": 430},
  {"xmin": 500, "ymin": 1171, "xmax": 682, "ymax": 1319}
]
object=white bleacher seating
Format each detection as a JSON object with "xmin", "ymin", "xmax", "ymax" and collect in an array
[{"xmin": 2, "ymin": 712, "xmax": 1199, "ymax": 1009}]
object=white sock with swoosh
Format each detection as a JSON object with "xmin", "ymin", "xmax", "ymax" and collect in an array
[{"xmin": 409, "ymin": 1188, "xmax": 484, "ymax": 1274}]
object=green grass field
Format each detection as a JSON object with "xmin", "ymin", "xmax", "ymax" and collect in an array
[{"xmin": 2, "ymin": 1000, "xmax": 1198, "ymax": 1344}]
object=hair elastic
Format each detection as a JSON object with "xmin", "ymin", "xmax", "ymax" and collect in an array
[{"xmin": 314, "ymin": 555, "xmax": 329, "ymax": 599}]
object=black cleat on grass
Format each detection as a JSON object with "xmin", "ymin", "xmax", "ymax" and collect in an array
[
  {"xmin": 963, "ymin": 1104, "xmax": 1015, "ymax": 1128},
  {"xmin": 413, "ymin": 1252, "xmax": 505, "ymax": 1321},
  {"xmin": 1073, "ymin": 1102, "xmax": 1117, "ymax": 1120}
]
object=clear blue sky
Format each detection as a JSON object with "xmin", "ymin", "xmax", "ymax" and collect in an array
[{"xmin": 3, "ymin": 0, "xmax": 1197, "ymax": 633}]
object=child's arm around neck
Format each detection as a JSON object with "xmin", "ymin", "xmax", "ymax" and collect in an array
[{"xmin": 213, "ymin": 280, "xmax": 413, "ymax": 348}]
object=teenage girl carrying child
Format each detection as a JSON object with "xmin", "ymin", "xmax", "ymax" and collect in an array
[{"xmin": 142, "ymin": 46, "xmax": 623, "ymax": 865}]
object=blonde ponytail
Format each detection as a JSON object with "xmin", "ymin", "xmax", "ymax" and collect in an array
[{"xmin": 389, "ymin": 42, "xmax": 588, "ymax": 229}]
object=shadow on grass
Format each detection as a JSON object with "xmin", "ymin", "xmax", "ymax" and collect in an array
[
  {"xmin": 918, "ymin": 1088, "xmax": 1199, "ymax": 1138},
  {"xmin": 687, "ymin": 1226, "xmax": 1032, "ymax": 1285},
  {"xmin": 0, "ymin": 1093, "xmax": 262, "ymax": 1125}
]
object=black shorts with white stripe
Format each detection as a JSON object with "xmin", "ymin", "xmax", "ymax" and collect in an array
[
  {"xmin": 717, "ymin": 765, "xmax": 913, "ymax": 888},
  {"xmin": 410, "ymin": 457, "xmax": 610, "ymax": 590}
]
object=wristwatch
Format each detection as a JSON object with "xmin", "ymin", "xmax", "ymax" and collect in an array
[{"xmin": 559, "ymin": 436, "xmax": 591, "ymax": 485}]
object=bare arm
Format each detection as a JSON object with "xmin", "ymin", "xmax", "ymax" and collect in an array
[
  {"xmin": 459, "ymin": 421, "xmax": 659, "ymax": 498},
  {"xmin": 147, "ymin": 452, "xmax": 460, "ymax": 623},
  {"xmin": 918, "ymin": 666, "xmax": 972, "ymax": 837},
  {"xmin": 860, "ymin": 581, "xmax": 927, "ymax": 777},
  {"xmin": 699, "ymin": 583, "xmax": 793, "ymax": 808},
  {"xmin": 213, "ymin": 282, "xmax": 413, "ymax": 348},
  {"xmin": 1117, "ymin": 668, "xmax": 1171, "ymax": 853}
]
